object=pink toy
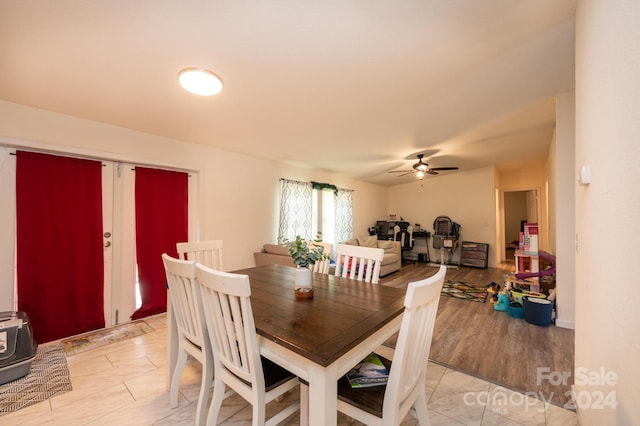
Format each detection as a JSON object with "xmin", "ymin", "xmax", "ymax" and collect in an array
[{"xmin": 515, "ymin": 250, "xmax": 556, "ymax": 280}]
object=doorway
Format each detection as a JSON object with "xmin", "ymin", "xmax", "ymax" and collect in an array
[{"xmin": 503, "ymin": 189, "xmax": 538, "ymax": 262}]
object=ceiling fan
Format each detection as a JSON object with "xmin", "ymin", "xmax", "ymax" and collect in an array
[{"xmin": 388, "ymin": 154, "xmax": 459, "ymax": 179}]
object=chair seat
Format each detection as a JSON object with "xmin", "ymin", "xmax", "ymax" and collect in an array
[{"xmin": 337, "ymin": 355, "xmax": 393, "ymax": 418}]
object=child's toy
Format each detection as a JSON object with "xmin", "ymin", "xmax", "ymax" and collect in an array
[
  {"xmin": 494, "ymin": 291, "xmax": 509, "ymax": 311},
  {"xmin": 510, "ymin": 289, "xmax": 546, "ymax": 305},
  {"xmin": 486, "ymin": 282, "xmax": 501, "ymax": 303},
  {"xmin": 508, "ymin": 302, "xmax": 524, "ymax": 318},
  {"xmin": 515, "ymin": 250, "xmax": 556, "ymax": 280},
  {"xmin": 503, "ymin": 273, "xmax": 513, "ymax": 291}
]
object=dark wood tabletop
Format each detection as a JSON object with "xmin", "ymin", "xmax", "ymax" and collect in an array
[{"xmin": 232, "ymin": 264, "xmax": 406, "ymax": 367}]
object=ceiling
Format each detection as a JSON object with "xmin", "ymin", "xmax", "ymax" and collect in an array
[{"xmin": 0, "ymin": 1, "xmax": 576, "ymax": 186}]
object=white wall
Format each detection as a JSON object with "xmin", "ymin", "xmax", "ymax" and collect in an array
[
  {"xmin": 554, "ymin": 92, "xmax": 576, "ymax": 330},
  {"xmin": 575, "ymin": 1, "xmax": 640, "ymax": 423},
  {"xmin": 387, "ymin": 167, "xmax": 497, "ymax": 266},
  {"xmin": 0, "ymin": 100, "xmax": 388, "ymax": 310}
]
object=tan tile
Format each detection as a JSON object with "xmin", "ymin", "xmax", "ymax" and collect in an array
[
  {"xmin": 428, "ymin": 369, "xmax": 491, "ymax": 425},
  {"xmin": 483, "ymin": 384, "xmax": 546, "ymax": 425},
  {"xmin": 0, "ymin": 398, "xmax": 52, "ymax": 424},
  {"xmin": 546, "ymin": 402, "xmax": 578, "ymax": 426},
  {"xmin": 29, "ymin": 383, "xmax": 134, "ymax": 425},
  {"xmin": 124, "ymin": 364, "xmax": 167, "ymax": 400},
  {"xmin": 84, "ymin": 389, "xmax": 187, "ymax": 425}
]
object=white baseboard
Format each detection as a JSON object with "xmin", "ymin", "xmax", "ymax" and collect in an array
[{"xmin": 554, "ymin": 318, "xmax": 575, "ymax": 329}]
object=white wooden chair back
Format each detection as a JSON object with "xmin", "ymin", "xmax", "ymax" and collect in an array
[
  {"xmin": 334, "ymin": 243, "xmax": 384, "ymax": 284},
  {"xmin": 177, "ymin": 240, "xmax": 224, "ymax": 270},
  {"xmin": 196, "ymin": 264, "xmax": 300, "ymax": 425},
  {"xmin": 384, "ymin": 265, "xmax": 446, "ymax": 421},
  {"xmin": 311, "ymin": 242, "xmax": 333, "ymax": 274},
  {"xmin": 336, "ymin": 265, "xmax": 446, "ymax": 425},
  {"xmin": 162, "ymin": 254, "xmax": 213, "ymax": 426}
]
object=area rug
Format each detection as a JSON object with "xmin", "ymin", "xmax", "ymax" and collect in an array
[
  {"xmin": 0, "ymin": 344, "xmax": 71, "ymax": 416},
  {"xmin": 441, "ymin": 279, "xmax": 488, "ymax": 303},
  {"xmin": 62, "ymin": 320, "xmax": 154, "ymax": 356}
]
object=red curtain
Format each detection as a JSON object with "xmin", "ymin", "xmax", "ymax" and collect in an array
[
  {"xmin": 132, "ymin": 167, "xmax": 188, "ymax": 320},
  {"xmin": 16, "ymin": 151, "xmax": 105, "ymax": 343}
]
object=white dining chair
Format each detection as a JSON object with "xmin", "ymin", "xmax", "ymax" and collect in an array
[
  {"xmin": 311, "ymin": 242, "xmax": 333, "ymax": 274},
  {"xmin": 334, "ymin": 243, "xmax": 384, "ymax": 284},
  {"xmin": 195, "ymin": 263, "xmax": 301, "ymax": 426},
  {"xmin": 177, "ymin": 240, "xmax": 224, "ymax": 270},
  {"xmin": 162, "ymin": 254, "xmax": 213, "ymax": 426},
  {"xmin": 336, "ymin": 265, "xmax": 447, "ymax": 425}
]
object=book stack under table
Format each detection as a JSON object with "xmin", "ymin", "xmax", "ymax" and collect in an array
[{"xmin": 345, "ymin": 353, "xmax": 389, "ymax": 388}]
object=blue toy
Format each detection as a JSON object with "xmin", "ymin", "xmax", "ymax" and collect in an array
[{"xmin": 494, "ymin": 291, "xmax": 509, "ymax": 311}]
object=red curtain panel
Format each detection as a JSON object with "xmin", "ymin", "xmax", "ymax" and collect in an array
[
  {"xmin": 132, "ymin": 167, "xmax": 188, "ymax": 320},
  {"xmin": 16, "ymin": 151, "xmax": 105, "ymax": 343}
]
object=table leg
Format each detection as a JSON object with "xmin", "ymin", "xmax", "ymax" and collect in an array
[{"xmin": 307, "ymin": 363, "xmax": 338, "ymax": 426}]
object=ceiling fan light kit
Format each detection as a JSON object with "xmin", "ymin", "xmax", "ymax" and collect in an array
[{"xmin": 388, "ymin": 153, "xmax": 459, "ymax": 179}]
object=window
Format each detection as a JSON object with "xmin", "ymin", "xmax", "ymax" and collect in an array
[
  {"xmin": 312, "ymin": 188, "xmax": 336, "ymax": 245},
  {"xmin": 279, "ymin": 179, "xmax": 353, "ymax": 250}
]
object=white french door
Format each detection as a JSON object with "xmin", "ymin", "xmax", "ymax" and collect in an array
[{"xmin": 104, "ymin": 161, "xmax": 199, "ymax": 326}]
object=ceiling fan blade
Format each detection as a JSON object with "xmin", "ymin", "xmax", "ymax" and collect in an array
[
  {"xmin": 426, "ymin": 170, "xmax": 439, "ymax": 175},
  {"xmin": 429, "ymin": 166, "xmax": 458, "ymax": 171},
  {"xmin": 387, "ymin": 169, "xmax": 413, "ymax": 174},
  {"xmin": 397, "ymin": 171, "xmax": 416, "ymax": 177}
]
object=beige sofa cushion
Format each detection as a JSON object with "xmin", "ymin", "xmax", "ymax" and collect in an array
[
  {"xmin": 262, "ymin": 243, "xmax": 290, "ymax": 256},
  {"xmin": 377, "ymin": 240, "xmax": 396, "ymax": 253},
  {"xmin": 357, "ymin": 235, "xmax": 378, "ymax": 248}
]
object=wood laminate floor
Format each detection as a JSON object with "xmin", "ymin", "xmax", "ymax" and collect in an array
[{"xmin": 379, "ymin": 261, "xmax": 575, "ymax": 408}]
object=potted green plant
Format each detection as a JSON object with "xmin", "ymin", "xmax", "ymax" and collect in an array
[{"xmin": 281, "ymin": 234, "xmax": 325, "ymax": 295}]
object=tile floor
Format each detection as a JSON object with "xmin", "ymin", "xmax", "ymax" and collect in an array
[{"xmin": 2, "ymin": 314, "xmax": 578, "ymax": 425}]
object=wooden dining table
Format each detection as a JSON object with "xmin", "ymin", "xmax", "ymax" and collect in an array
[{"xmin": 167, "ymin": 263, "xmax": 406, "ymax": 426}]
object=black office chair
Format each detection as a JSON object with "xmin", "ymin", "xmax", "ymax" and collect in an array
[{"xmin": 432, "ymin": 215, "xmax": 460, "ymax": 267}]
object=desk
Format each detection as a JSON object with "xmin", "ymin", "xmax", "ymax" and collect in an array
[
  {"xmin": 168, "ymin": 264, "xmax": 406, "ymax": 426},
  {"xmin": 412, "ymin": 230, "xmax": 430, "ymax": 263}
]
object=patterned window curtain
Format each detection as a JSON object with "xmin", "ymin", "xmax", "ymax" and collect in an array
[
  {"xmin": 278, "ymin": 179, "xmax": 313, "ymax": 241},
  {"xmin": 335, "ymin": 188, "xmax": 354, "ymax": 244}
]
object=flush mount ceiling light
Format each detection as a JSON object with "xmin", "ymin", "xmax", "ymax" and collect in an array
[{"xmin": 178, "ymin": 68, "xmax": 223, "ymax": 96}]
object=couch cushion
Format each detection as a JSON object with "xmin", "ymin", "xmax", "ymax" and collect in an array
[
  {"xmin": 343, "ymin": 238, "xmax": 359, "ymax": 246},
  {"xmin": 357, "ymin": 235, "xmax": 378, "ymax": 248},
  {"xmin": 377, "ymin": 240, "xmax": 395, "ymax": 253},
  {"xmin": 262, "ymin": 244, "xmax": 290, "ymax": 256}
]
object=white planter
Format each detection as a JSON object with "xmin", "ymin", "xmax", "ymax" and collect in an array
[{"xmin": 294, "ymin": 267, "xmax": 312, "ymax": 290}]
